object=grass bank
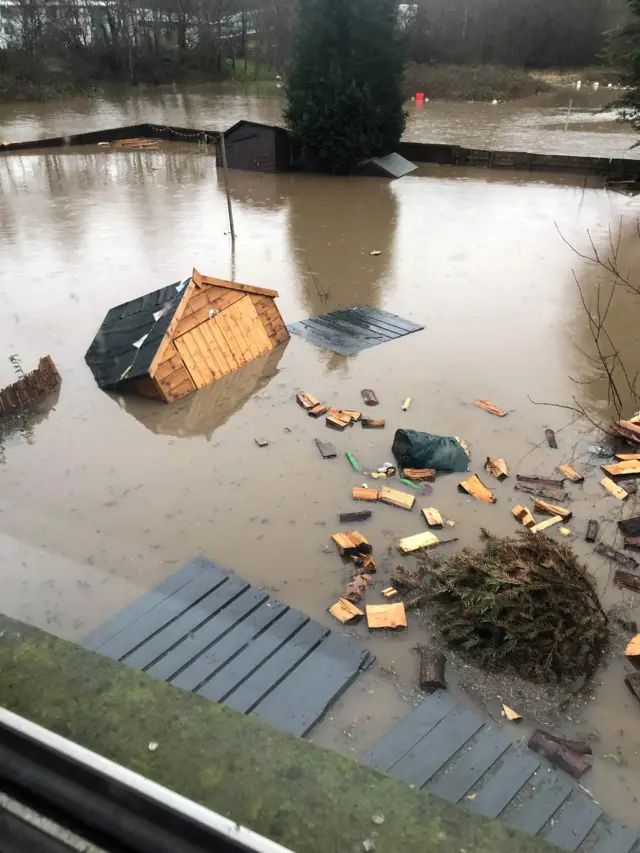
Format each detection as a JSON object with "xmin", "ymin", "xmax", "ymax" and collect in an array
[{"xmin": 405, "ymin": 63, "xmax": 551, "ymax": 102}]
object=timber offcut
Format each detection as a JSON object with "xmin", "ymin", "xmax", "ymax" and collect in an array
[
  {"xmin": 85, "ymin": 268, "xmax": 289, "ymax": 403},
  {"xmin": 83, "ymin": 556, "xmax": 374, "ymax": 737},
  {"xmin": 0, "ymin": 356, "xmax": 60, "ymax": 416}
]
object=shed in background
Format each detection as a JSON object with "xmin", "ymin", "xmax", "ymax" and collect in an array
[
  {"xmin": 354, "ymin": 153, "xmax": 417, "ymax": 179},
  {"xmin": 216, "ymin": 120, "xmax": 292, "ymax": 173}
]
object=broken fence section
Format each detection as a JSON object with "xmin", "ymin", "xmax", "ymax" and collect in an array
[{"xmin": 0, "ymin": 356, "xmax": 60, "ymax": 417}]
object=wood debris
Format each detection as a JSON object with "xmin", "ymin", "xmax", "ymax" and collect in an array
[
  {"xmin": 343, "ymin": 573, "xmax": 373, "ymax": 603},
  {"xmin": 397, "ymin": 531, "xmax": 440, "ymax": 553},
  {"xmin": 516, "ymin": 474, "xmax": 565, "ymax": 489},
  {"xmin": 484, "ymin": 457, "xmax": 509, "ymax": 481},
  {"xmin": 528, "ymin": 730, "xmax": 590, "ymax": 778},
  {"xmin": 514, "ymin": 483, "xmax": 569, "ymax": 503},
  {"xmin": 614, "ymin": 570, "xmax": 640, "ymax": 593},
  {"xmin": 423, "ymin": 507, "xmax": 444, "ymax": 528},
  {"xmin": 350, "ymin": 553, "xmax": 376, "ymax": 573},
  {"xmin": 512, "ymin": 505, "xmax": 535, "ymax": 528},
  {"xmin": 366, "ymin": 602, "xmax": 407, "ymax": 630},
  {"xmin": 331, "ymin": 531, "xmax": 372, "ymax": 557},
  {"xmin": 114, "ymin": 138, "xmax": 159, "ymax": 149},
  {"xmin": 0, "ymin": 355, "xmax": 60, "ymax": 417},
  {"xmin": 417, "ymin": 646, "xmax": 446, "ymax": 691},
  {"xmin": 340, "ymin": 510, "xmax": 372, "ymax": 523},
  {"xmin": 624, "ymin": 537, "xmax": 640, "ymax": 552},
  {"xmin": 297, "ymin": 392, "xmax": 319, "ymax": 409},
  {"xmin": 532, "ymin": 498, "xmax": 572, "ymax": 521},
  {"xmin": 530, "ymin": 515, "xmax": 563, "ymax": 534},
  {"xmin": 379, "ymin": 487, "xmax": 416, "ymax": 511},
  {"xmin": 586, "ymin": 520, "xmax": 599, "ymax": 543},
  {"xmin": 611, "ymin": 419, "xmax": 640, "ymax": 447},
  {"xmin": 625, "ymin": 634, "xmax": 640, "ymax": 668},
  {"xmin": 601, "ymin": 476, "xmax": 629, "ymax": 501},
  {"xmin": 382, "ymin": 587, "xmax": 398, "ymax": 598},
  {"xmin": 502, "ymin": 704, "xmax": 521, "ymax": 722},
  {"xmin": 326, "ymin": 414, "xmax": 348, "ymax": 430},
  {"xmin": 602, "ymin": 459, "xmax": 640, "ymax": 478},
  {"xmin": 308, "ymin": 404, "xmax": 328, "ymax": 418},
  {"xmin": 558, "ymin": 463, "xmax": 584, "ymax": 483},
  {"xmin": 402, "ymin": 468, "xmax": 436, "ymax": 481},
  {"xmin": 475, "ymin": 399, "xmax": 507, "ymax": 417},
  {"xmin": 545, "ymin": 429, "xmax": 558, "ymax": 449},
  {"xmin": 595, "ymin": 543, "xmax": 639, "ymax": 571},
  {"xmin": 254, "ymin": 437, "xmax": 269, "ymax": 447},
  {"xmin": 353, "ymin": 487, "xmax": 378, "ymax": 502},
  {"xmin": 402, "ymin": 398, "xmax": 412, "ymax": 411},
  {"xmin": 626, "ymin": 672, "xmax": 640, "ymax": 706},
  {"xmin": 361, "ymin": 389, "xmax": 379, "ymax": 406},
  {"xmin": 341, "ymin": 410, "xmax": 362, "ymax": 422},
  {"xmin": 458, "ymin": 475, "xmax": 496, "ymax": 503},
  {"xmin": 329, "ymin": 598, "xmax": 363, "ymax": 624},
  {"xmin": 327, "ymin": 408, "xmax": 354, "ymax": 424},
  {"xmin": 619, "ymin": 516, "xmax": 640, "ymax": 538},
  {"xmin": 616, "ymin": 453, "xmax": 640, "ymax": 461},
  {"xmin": 315, "ymin": 439, "xmax": 336, "ymax": 459},
  {"xmin": 361, "ymin": 418, "xmax": 385, "ymax": 429}
]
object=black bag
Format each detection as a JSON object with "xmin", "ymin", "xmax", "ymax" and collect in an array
[{"xmin": 392, "ymin": 429, "xmax": 469, "ymax": 473}]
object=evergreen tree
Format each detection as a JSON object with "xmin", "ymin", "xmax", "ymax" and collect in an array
[
  {"xmin": 606, "ymin": 0, "xmax": 640, "ymax": 130},
  {"xmin": 285, "ymin": 0, "xmax": 406, "ymax": 174}
]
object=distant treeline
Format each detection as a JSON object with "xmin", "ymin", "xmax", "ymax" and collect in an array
[{"xmin": 0, "ymin": 0, "xmax": 629, "ymax": 97}]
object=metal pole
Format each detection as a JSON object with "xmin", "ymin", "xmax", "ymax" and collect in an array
[
  {"xmin": 219, "ymin": 133, "xmax": 236, "ymax": 242},
  {"xmin": 564, "ymin": 98, "xmax": 573, "ymax": 132}
]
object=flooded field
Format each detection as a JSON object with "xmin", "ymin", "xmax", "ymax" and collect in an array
[{"xmin": 2, "ymin": 89, "xmax": 640, "ymax": 827}]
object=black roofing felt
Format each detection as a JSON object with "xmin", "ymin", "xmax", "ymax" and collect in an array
[{"xmin": 85, "ymin": 282, "xmax": 186, "ymax": 389}]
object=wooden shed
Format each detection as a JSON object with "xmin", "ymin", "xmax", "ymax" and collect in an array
[
  {"xmin": 85, "ymin": 269, "xmax": 289, "ymax": 403},
  {"xmin": 216, "ymin": 120, "xmax": 292, "ymax": 173}
]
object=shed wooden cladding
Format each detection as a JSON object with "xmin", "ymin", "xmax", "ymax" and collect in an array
[{"xmin": 85, "ymin": 269, "xmax": 289, "ymax": 403}]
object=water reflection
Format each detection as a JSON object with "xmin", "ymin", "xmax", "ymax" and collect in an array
[
  {"xmin": 0, "ymin": 386, "xmax": 60, "ymax": 464},
  {"xmin": 114, "ymin": 344, "xmax": 286, "ymax": 439}
]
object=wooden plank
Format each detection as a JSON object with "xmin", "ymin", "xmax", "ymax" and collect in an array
[
  {"xmin": 423, "ymin": 508, "xmax": 444, "ymax": 528},
  {"xmin": 616, "ymin": 453, "xmax": 640, "ymax": 461},
  {"xmin": 203, "ymin": 316, "xmax": 239, "ymax": 376},
  {"xmin": 196, "ymin": 321, "xmax": 227, "ymax": 379},
  {"xmin": 458, "ymin": 475, "xmax": 496, "ymax": 504},
  {"xmin": 601, "ymin": 477, "xmax": 629, "ymax": 500},
  {"xmin": 513, "ymin": 505, "xmax": 535, "ymax": 528},
  {"xmin": 379, "ymin": 487, "xmax": 415, "ymax": 511},
  {"xmin": 353, "ymin": 487, "xmax": 378, "ymax": 502},
  {"xmin": 595, "ymin": 543, "xmax": 639, "ymax": 570},
  {"xmin": 603, "ymin": 459, "xmax": 640, "ymax": 478},
  {"xmin": 533, "ymin": 498, "xmax": 572, "ymax": 521},
  {"xmin": 153, "ymin": 354, "xmax": 183, "ymax": 381},
  {"xmin": 427, "ymin": 729, "xmax": 511, "ymax": 803},
  {"xmin": 197, "ymin": 608, "xmax": 310, "ymax": 703},
  {"xmin": 558, "ymin": 464, "xmax": 585, "ymax": 483},
  {"xmin": 615, "ymin": 570, "xmax": 640, "ymax": 592},
  {"xmin": 389, "ymin": 707, "xmax": 484, "ymax": 788},
  {"xmin": 251, "ymin": 633, "xmax": 373, "ymax": 736},
  {"xmin": 162, "ymin": 376, "xmax": 197, "ymax": 402},
  {"xmin": 190, "ymin": 325, "xmax": 223, "ymax": 381},
  {"xmin": 530, "ymin": 515, "xmax": 563, "ymax": 534},
  {"xmin": 506, "ymin": 771, "xmax": 572, "ymax": 835},
  {"xmin": 515, "ymin": 483, "xmax": 570, "ymax": 503},
  {"xmin": 95, "ymin": 571, "xmax": 231, "ymax": 661},
  {"xmin": 182, "ymin": 330, "xmax": 216, "ymax": 384},
  {"xmin": 215, "ymin": 302, "xmax": 249, "ymax": 367},
  {"xmin": 83, "ymin": 557, "xmax": 219, "ymax": 651},
  {"xmin": 200, "ymin": 273, "xmax": 279, "ymax": 298},
  {"xmin": 121, "ymin": 574, "xmax": 249, "ymax": 670},
  {"xmin": 231, "ymin": 295, "xmax": 273, "ymax": 358},
  {"xmin": 361, "ymin": 693, "xmax": 457, "ymax": 772},
  {"xmin": 475, "ymin": 399, "xmax": 507, "ymax": 417},
  {"xmin": 174, "ymin": 335, "xmax": 206, "ymax": 388},
  {"xmin": 517, "ymin": 474, "xmax": 565, "ymax": 489},
  {"xmin": 590, "ymin": 821, "xmax": 639, "ymax": 853},
  {"xmin": 469, "ymin": 751, "xmax": 541, "ymax": 819},
  {"xmin": 397, "ymin": 531, "xmax": 440, "ymax": 553},
  {"xmin": 404, "ymin": 469, "xmax": 436, "ymax": 481},
  {"xmin": 366, "ymin": 602, "xmax": 407, "ymax": 629},
  {"xmin": 316, "ymin": 439, "xmax": 336, "ymax": 459},
  {"xmin": 544, "ymin": 795, "xmax": 603, "ymax": 851},
  {"xmin": 145, "ymin": 586, "xmax": 269, "ymax": 681},
  {"xmin": 173, "ymin": 290, "xmax": 240, "ymax": 337},
  {"xmin": 222, "ymin": 620, "xmax": 329, "ymax": 713},
  {"xmin": 361, "ymin": 419, "xmax": 385, "ymax": 429},
  {"xmin": 169, "ymin": 598, "xmax": 289, "ymax": 692}
]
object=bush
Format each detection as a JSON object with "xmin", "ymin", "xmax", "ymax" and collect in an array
[{"xmin": 404, "ymin": 63, "xmax": 551, "ymax": 101}]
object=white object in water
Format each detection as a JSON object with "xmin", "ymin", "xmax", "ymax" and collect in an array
[
  {"xmin": 593, "ymin": 81, "xmax": 600, "ymax": 90},
  {"xmin": 608, "ymin": 83, "xmax": 613, "ymax": 89},
  {"xmin": 492, "ymin": 99, "xmax": 498, "ymax": 105},
  {"xmin": 576, "ymin": 80, "xmax": 582, "ymax": 89}
]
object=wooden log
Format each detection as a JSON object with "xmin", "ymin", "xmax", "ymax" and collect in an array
[
  {"xmin": 484, "ymin": 457, "xmax": 509, "ymax": 481},
  {"xmin": 402, "ymin": 468, "xmax": 436, "ymax": 481},
  {"xmin": 619, "ymin": 516, "xmax": 640, "ymax": 538},
  {"xmin": 558, "ymin": 463, "xmax": 585, "ymax": 482},
  {"xmin": 625, "ymin": 672, "xmax": 640, "ymax": 705},
  {"xmin": 361, "ymin": 418, "xmax": 385, "ymax": 429},
  {"xmin": 601, "ymin": 476, "xmax": 629, "ymax": 501},
  {"xmin": 586, "ymin": 520, "xmax": 599, "ymax": 543},
  {"xmin": 528, "ymin": 730, "xmax": 590, "ymax": 779},
  {"xmin": 352, "ymin": 487, "xmax": 378, "ymax": 502},
  {"xmin": 532, "ymin": 498, "xmax": 572, "ymax": 521},
  {"xmin": 343, "ymin": 573, "xmax": 373, "ymax": 603},
  {"xmin": 361, "ymin": 389, "xmax": 379, "ymax": 406},
  {"xmin": 545, "ymin": 429, "xmax": 558, "ymax": 449},
  {"xmin": 611, "ymin": 422, "xmax": 640, "ymax": 447},
  {"xmin": 296, "ymin": 392, "xmax": 319, "ymax": 409},
  {"xmin": 614, "ymin": 570, "xmax": 640, "ymax": 593},
  {"xmin": 514, "ymin": 483, "xmax": 569, "ymax": 503},
  {"xmin": 326, "ymin": 415, "xmax": 348, "ymax": 430},
  {"xmin": 595, "ymin": 543, "xmax": 639, "ymax": 570},
  {"xmin": 402, "ymin": 397, "xmax": 412, "ymax": 411},
  {"xmin": 512, "ymin": 505, "xmax": 535, "ymax": 528},
  {"xmin": 254, "ymin": 437, "xmax": 269, "ymax": 447},
  {"xmin": 530, "ymin": 515, "xmax": 563, "ymax": 534},
  {"xmin": 529, "ymin": 730, "xmax": 592, "ymax": 756},
  {"xmin": 624, "ymin": 537, "xmax": 640, "ymax": 552},
  {"xmin": 308, "ymin": 404, "xmax": 328, "ymax": 418},
  {"xmin": 339, "ymin": 510, "xmax": 372, "ymax": 523},
  {"xmin": 475, "ymin": 399, "xmax": 507, "ymax": 417},
  {"xmin": 350, "ymin": 553, "xmax": 376, "ymax": 573},
  {"xmin": 602, "ymin": 459, "xmax": 640, "ymax": 478},
  {"xmin": 416, "ymin": 645, "xmax": 446, "ymax": 691},
  {"xmin": 397, "ymin": 531, "xmax": 440, "ymax": 553},
  {"xmin": 331, "ymin": 531, "xmax": 372, "ymax": 557},
  {"xmin": 315, "ymin": 439, "xmax": 336, "ymax": 459},
  {"xmin": 423, "ymin": 507, "xmax": 444, "ymax": 528},
  {"xmin": 366, "ymin": 602, "xmax": 407, "ymax": 630},
  {"xmin": 458, "ymin": 475, "xmax": 496, "ymax": 504},
  {"xmin": 379, "ymin": 487, "xmax": 415, "ymax": 511},
  {"xmin": 517, "ymin": 474, "xmax": 565, "ymax": 489},
  {"xmin": 328, "ymin": 598, "xmax": 363, "ymax": 624}
]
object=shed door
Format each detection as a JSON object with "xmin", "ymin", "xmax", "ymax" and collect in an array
[{"xmin": 173, "ymin": 295, "xmax": 272, "ymax": 387}]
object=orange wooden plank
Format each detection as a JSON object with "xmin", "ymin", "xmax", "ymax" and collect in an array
[
  {"xmin": 200, "ymin": 274, "xmax": 279, "ymax": 298},
  {"xmin": 231, "ymin": 296, "xmax": 273, "ymax": 358},
  {"xmin": 204, "ymin": 316, "xmax": 238, "ymax": 375},
  {"xmin": 215, "ymin": 301, "xmax": 249, "ymax": 367},
  {"xmin": 174, "ymin": 336, "xmax": 206, "ymax": 388}
]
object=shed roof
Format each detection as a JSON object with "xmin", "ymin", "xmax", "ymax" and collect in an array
[
  {"xmin": 221, "ymin": 120, "xmax": 288, "ymax": 138},
  {"xmin": 365, "ymin": 153, "xmax": 418, "ymax": 179},
  {"xmin": 85, "ymin": 278, "xmax": 189, "ymax": 389}
]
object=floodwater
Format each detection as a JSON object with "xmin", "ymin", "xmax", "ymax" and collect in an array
[{"xmin": 2, "ymin": 88, "xmax": 640, "ymax": 827}]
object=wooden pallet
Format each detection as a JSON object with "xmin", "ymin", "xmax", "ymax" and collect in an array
[
  {"xmin": 362, "ymin": 692, "xmax": 637, "ymax": 853},
  {"xmin": 288, "ymin": 306, "xmax": 424, "ymax": 355},
  {"xmin": 83, "ymin": 557, "xmax": 374, "ymax": 737}
]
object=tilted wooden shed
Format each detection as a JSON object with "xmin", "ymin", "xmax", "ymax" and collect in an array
[
  {"xmin": 85, "ymin": 269, "xmax": 289, "ymax": 403},
  {"xmin": 216, "ymin": 120, "xmax": 292, "ymax": 173}
]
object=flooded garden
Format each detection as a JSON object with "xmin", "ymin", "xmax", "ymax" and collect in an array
[{"xmin": 2, "ymin": 84, "xmax": 640, "ymax": 828}]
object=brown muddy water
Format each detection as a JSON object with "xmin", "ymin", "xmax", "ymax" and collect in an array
[{"xmin": 2, "ymin": 88, "xmax": 640, "ymax": 826}]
